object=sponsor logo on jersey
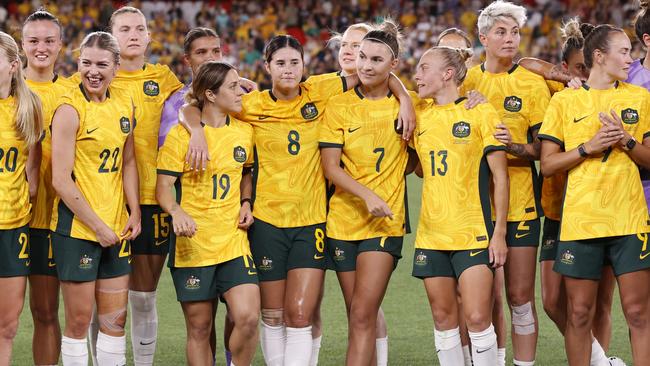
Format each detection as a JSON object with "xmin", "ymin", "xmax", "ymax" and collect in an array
[
  {"xmin": 120, "ymin": 117, "xmax": 131, "ymax": 133},
  {"xmin": 79, "ymin": 254, "xmax": 93, "ymax": 269},
  {"xmin": 301, "ymin": 102, "xmax": 318, "ymax": 120},
  {"xmin": 233, "ymin": 146, "xmax": 247, "ymax": 163},
  {"xmin": 334, "ymin": 247, "xmax": 346, "ymax": 262},
  {"xmin": 560, "ymin": 250, "xmax": 574, "ymax": 265},
  {"xmin": 143, "ymin": 80, "xmax": 160, "ymax": 97},
  {"xmin": 415, "ymin": 252, "xmax": 427, "ymax": 266},
  {"xmin": 259, "ymin": 256, "xmax": 273, "ymax": 271},
  {"xmin": 185, "ymin": 275, "xmax": 201, "ymax": 290},
  {"xmin": 503, "ymin": 96, "xmax": 522, "ymax": 112},
  {"xmin": 621, "ymin": 108, "xmax": 639, "ymax": 124},
  {"xmin": 452, "ymin": 121, "xmax": 471, "ymax": 138}
]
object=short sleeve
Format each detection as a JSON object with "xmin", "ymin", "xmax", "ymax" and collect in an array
[
  {"xmin": 157, "ymin": 125, "xmax": 186, "ymax": 176},
  {"xmin": 538, "ymin": 95, "xmax": 565, "ymax": 148},
  {"xmin": 307, "ymin": 76, "xmax": 347, "ymax": 103},
  {"xmin": 459, "ymin": 66, "xmax": 480, "ymax": 95},
  {"xmin": 546, "ymin": 80, "xmax": 565, "ymax": 95},
  {"xmin": 319, "ymin": 107, "xmax": 344, "ymax": 148},
  {"xmin": 529, "ymin": 79, "xmax": 551, "ymax": 129},
  {"xmin": 160, "ymin": 66, "xmax": 184, "ymax": 100},
  {"xmin": 478, "ymin": 105, "xmax": 506, "ymax": 153},
  {"xmin": 244, "ymin": 127, "xmax": 255, "ymax": 167}
]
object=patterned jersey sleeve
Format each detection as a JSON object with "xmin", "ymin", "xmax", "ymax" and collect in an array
[
  {"xmin": 157, "ymin": 125, "xmax": 186, "ymax": 176},
  {"xmin": 479, "ymin": 104, "xmax": 506, "ymax": 153},
  {"xmin": 319, "ymin": 104, "xmax": 345, "ymax": 148},
  {"xmin": 529, "ymin": 78, "xmax": 551, "ymax": 129},
  {"xmin": 538, "ymin": 95, "xmax": 565, "ymax": 148},
  {"xmin": 308, "ymin": 76, "xmax": 348, "ymax": 103},
  {"xmin": 160, "ymin": 65, "xmax": 184, "ymax": 100}
]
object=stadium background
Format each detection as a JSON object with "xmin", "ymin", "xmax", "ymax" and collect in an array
[{"xmin": 2, "ymin": 0, "xmax": 640, "ymax": 364}]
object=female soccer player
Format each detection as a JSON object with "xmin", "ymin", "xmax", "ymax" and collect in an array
[
  {"xmin": 50, "ymin": 31, "xmax": 140, "ymax": 365},
  {"xmin": 411, "ymin": 45, "xmax": 508, "ymax": 366},
  {"xmin": 21, "ymin": 10, "xmax": 75, "ymax": 365},
  {"xmin": 156, "ymin": 61, "xmax": 260, "ymax": 366},
  {"xmin": 0, "ymin": 30, "xmax": 42, "ymax": 366},
  {"xmin": 319, "ymin": 21, "xmax": 410, "ymax": 366},
  {"xmin": 539, "ymin": 24, "xmax": 650, "ymax": 366},
  {"xmin": 462, "ymin": 3, "xmax": 551, "ymax": 364}
]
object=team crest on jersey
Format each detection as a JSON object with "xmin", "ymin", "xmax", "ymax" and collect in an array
[
  {"xmin": 301, "ymin": 102, "xmax": 319, "ymax": 120},
  {"xmin": 143, "ymin": 80, "xmax": 160, "ymax": 96},
  {"xmin": 452, "ymin": 121, "xmax": 471, "ymax": 138},
  {"xmin": 120, "ymin": 116, "xmax": 131, "ymax": 133},
  {"xmin": 415, "ymin": 252, "xmax": 427, "ymax": 266},
  {"xmin": 79, "ymin": 255, "xmax": 93, "ymax": 270},
  {"xmin": 560, "ymin": 250, "xmax": 574, "ymax": 265},
  {"xmin": 185, "ymin": 275, "xmax": 201, "ymax": 290},
  {"xmin": 233, "ymin": 146, "xmax": 247, "ymax": 163},
  {"xmin": 333, "ymin": 247, "xmax": 346, "ymax": 262},
  {"xmin": 503, "ymin": 96, "xmax": 522, "ymax": 112},
  {"xmin": 259, "ymin": 256, "xmax": 273, "ymax": 271},
  {"xmin": 621, "ymin": 108, "xmax": 639, "ymax": 124}
]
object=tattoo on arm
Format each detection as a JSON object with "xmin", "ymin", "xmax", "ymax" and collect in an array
[{"xmin": 506, "ymin": 140, "xmax": 540, "ymax": 160}]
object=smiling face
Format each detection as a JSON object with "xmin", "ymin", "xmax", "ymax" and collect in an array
[
  {"xmin": 338, "ymin": 28, "xmax": 367, "ymax": 75},
  {"xmin": 480, "ymin": 17, "xmax": 521, "ymax": 61},
  {"xmin": 207, "ymin": 69, "xmax": 244, "ymax": 114},
  {"xmin": 356, "ymin": 40, "xmax": 397, "ymax": 89},
  {"xmin": 111, "ymin": 12, "xmax": 150, "ymax": 59},
  {"xmin": 22, "ymin": 20, "xmax": 62, "ymax": 72},
  {"xmin": 185, "ymin": 36, "xmax": 222, "ymax": 75},
  {"xmin": 593, "ymin": 31, "xmax": 633, "ymax": 81},
  {"xmin": 265, "ymin": 46, "xmax": 303, "ymax": 91},
  {"xmin": 78, "ymin": 46, "xmax": 118, "ymax": 96}
]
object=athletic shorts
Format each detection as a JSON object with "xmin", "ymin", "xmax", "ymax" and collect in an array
[
  {"xmin": 51, "ymin": 232, "xmax": 131, "ymax": 281},
  {"xmin": 0, "ymin": 225, "xmax": 30, "ymax": 277},
  {"xmin": 412, "ymin": 248, "xmax": 492, "ymax": 279},
  {"xmin": 171, "ymin": 255, "xmax": 258, "ymax": 302},
  {"xmin": 505, "ymin": 218, "xmax": 541, "ymax": 247},
  {"xmin": 554, "ymin": 233, "xmax": 650, "ymax": 280},
  {"xmin": 326, "ymin": 236, "xmax": 403, "ymax": 272},
  {"xmin": 249, "ymin": 218, "xmax": 326, "ymax": 281},
  {"xmin": 539, "ymin": 219, "xmax": 560, "ymax": 262},
  {"xmin": 29, "ymin": 228, "xmax": 57, "ymax": 277},
  {"xmin": 131, "ymin": 205, "xmax": 170, "ymax": 255}
]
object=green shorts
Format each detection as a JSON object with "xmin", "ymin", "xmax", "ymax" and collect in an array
[
  {"xmin": 539, "ymin": 219, "xmax": 560, "ymax": 262},
  {"xmin": 51, "ymin": 232, "xmax": 131, "ymax": 282},
  {"xmin": 171, "ymin": 255, "xmax": 259, "ymax": 302},
  {"xmin": 412, "ymin": 248, "xmax": 492, "ymax": 279},
  {"xmin": 249, "ymin": 219, "xmax": 327, "ymax": 281},
  {"xmin": 554, "ymin": 233, "xmax": 650, "ymax": 280},
  {"xmin": 29, "ymin": 228, "xmax": 57, "ymax": 277},
  {"xmin": 326, "ymin": 236, "xmax": 403, "ymax": 272},
  {"xmin": 0, "ymin": 225, "xmax": 30, "ymax": 277},
  {"xmin": 131, "ymin": 205, "xmax": 170, "ymax": 256},
  {"xmin": 505, "ymin": 218, "xmax": 541, "ymax": 247}
]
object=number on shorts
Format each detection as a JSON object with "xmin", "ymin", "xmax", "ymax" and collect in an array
[
  {"xmin": 152, "ymin": 212, "xmax": 171, "ymax": 239},
  {"xmin": 48, "ymin": 234, "xmax": 53, "ymax": 259},
  {"xmin": 638, "ymin": 233, "xmax": 648, "ymax": 252},
  {"xmin": 288, "ymin": 130, "xmax": 300, "ymax": 155},
  {"xmin": 243, "ymin": 254, "xmax": 256, "ymax": 269},
  {"xmin": 373, "ymin": 147, "xmax": 385, "ymax": 173},
  {"xmin": 18, "ymin": 232, "xmax": 29, "ymax": 259},
  {"xmin": 118, "ymin": 240, "xmax": 130, "ymax": 258},
  {"xmin": 314, "ymin": 228, "xmax": 325, "ymax": 254}
]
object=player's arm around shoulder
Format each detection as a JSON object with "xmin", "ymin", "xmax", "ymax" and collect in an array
[{"xmin": 121, "ymin": 126, "xmax": 141, "ymax": 241}]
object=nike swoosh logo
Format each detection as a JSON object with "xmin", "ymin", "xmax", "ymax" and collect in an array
[
  {"xmin": 86, "ymin": 127, "xmax": 99, "ymax": 134},
  {"xmin": 573, "ymin": 115, "xmax": 589, "ymax": 123},
  {"xmin": 418, "ymin": 130, "xmax": 428, "ymax": 136},
  {"xmin": 470, "ymin": 250, "xmax": 485, "ymax": 257},
  {"xmin": 248, "ymin": 270, "xmax": 257, "ymax": 275},
  {"xmin": 48, "ymin": 261, "xmax": 56, "ymax": 267},
  {"xmin": 515, "ymin": 232, "xmax": 530, "ymax": 239},
  {"xmin": 476, "ymin": 348, "xmax": 490, "ymax": 354},
  {"xmin": 313, "ymin": 254, "xmax": 324, "ymax": 260},
  {"xmin": 258, "ymin": 115, "xmax": 271, "ymax": 120},
  {"xmin": 140, "ymin": 340, "xmax": 155, "ymax": 346},
  {"xmin": 128, "ymin": 257, "xmax": 133, "ymax": 264},
  {"xmin": 155, "ymin": 239, "xmax": 168, "ymax": 246},
  {"xmin": 641, "ymin": 252, "xmax": 650, "ymax": 260},
  {"xmin": 348, "ymin": 127, "xmax": 361, "ymax": 133},
  {"xmin": 25, "ymin": 260, "xmax": 31, "ymax": 266}
]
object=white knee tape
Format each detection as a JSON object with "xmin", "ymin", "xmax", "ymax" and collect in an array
[{"xmin": 511, "ymin": 302, "xmax": 535, "ymax": 335}]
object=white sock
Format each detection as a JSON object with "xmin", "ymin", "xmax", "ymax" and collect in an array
[
  {"xmin": 310, "ymin": 335, "xmax": 322, "ymax": 366},
  {"xmin": 462, "ymin": 345, "xmax": 472, "ymax": 366},
  {"xmin": 497, "ymin": 348, "xmax": 506, "ymax": 366},
  {"xmin": 513, "ymin": 360, "xmax": 535, "ymax": 366},
  {"xmin": 376, "ymin": 337, "xmax": 388, "ymax": 366},
  {"xmin": 260, "ymin": 321, "xmax": 285, "ymax": 366},
  {"xmin": 434, "ymin": 327, "xmax": 464, "ymax": 366},
  {"xmin": 88, "ymin": 308, "xmax": 99, "ymax": 366},
  {"xmin": 96, "ymin": 331, "xmax": 126, "ymax": 366},
  {"xmin": 590, "ymin": 338, "xmax": 609, "ymax": 366},
  {"xmin": 62, "ymin": 336, "xmax": 88, "ymax": 366},
  {"xmin": 469, "ymin": 324, "xmax": 497, "ymax": 366},
  {"xmin": 285, "ymin": 326, "xmax": 313, "ymax": 366},
  {"xmin": 129, "ymin": 290, "xmax": 158, "ymax": 366}
]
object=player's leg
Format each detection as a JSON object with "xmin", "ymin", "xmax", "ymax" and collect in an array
[
  {"xmin": 492, "ymin": 267, "xmax": 507, "ymax": 366},
  {"xmin": 222, "ymin": 283, "xmax": 260, "ymax": 366},
  {"xmin": 457, "ymin": 295, "xmax": 472, "ymax": 366},
  {"xmin": 593, "ymin": 265, "xmax": 615, "ymax": 351},
  {"xmin": 95, "ymin": 274, "xmax": 129, "ymax": 366},
  {"xmin": 28, "ymin": 230, "xmax": 61, "ymax": 366},
  {"xmin": 181, "ymin": 301, "xmax": 214, "ymax": 365},
  {"xmin": 540, "ymin": 218, "xmax": 566, "ymax": 333},
  {"xmin": 259, "ymin": 280, "xmax": 286, "ymax": 366},
  {"xmin": 310, "ymin": 280, "xmax": 324, "ymax": 366},
  {"xmin": 374, "ymin": 307, "xmax": 388, "ymax": 366},
  {"xmin": 0, "ymin": 276, "xmax": 27, "ymax": 366}
]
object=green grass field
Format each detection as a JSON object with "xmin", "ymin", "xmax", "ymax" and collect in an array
[{"xmin": 12, "ymin": 175, "xmax": 633, "ymax": 365}]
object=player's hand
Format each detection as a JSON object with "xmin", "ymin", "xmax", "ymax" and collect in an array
[
  {"xmin": 95, "ymin": 223, "xmax": 120, "ymax": 248},
  {"xmin": 238, "ymin": 201, "xmax": 254, "ymax": 229},
  {"xmin": 171, "ymin": 209, "xmax": 197, "ymax": 237},
  {"xmin": 567, "ymin": 77, "xmax": 582, "ymax": 89},
  {"xmin": 239, "ymin": 77, "xmax": 258, "ymax": 93},
  {"xmin": 121, "ymin": 211, "xmax": 142, "ymax": 241},
  {"xmin": 364, "ymin": 192, "xmax": 394, "ymax": 219},
  {"xmin": 598, "ymin": 110, "xmax": 631, "ymax": 149},
  {"xmin": 548, "ymin": 64, "xmax": 572, "ymax": 84},
  {"xmin": 397, "ymin": 98, "xmax": 416, "ymax": 141},
  {"xmin": 186, "ymin": 130, "xmax": 210, "ymax": 172},
  {"xmin": 494, "ymin": 123, "xmax": 512, "ymax": 145},
  {"xmin": 585, "ymin": 123, "xmax": 624, "ymax": 155},
  {"xmin": 465, "ymin": 90, "xmax": 487, "ymax": 109},
  {"xmin": 488, "ymin": 236, "xmax": 507, "ymax": 268}
]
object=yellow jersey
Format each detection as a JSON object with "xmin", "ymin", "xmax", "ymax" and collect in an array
[
  {"xmin": 157, "ymin": 118, "xmax": 254, "ymax": 267},
  {"xmin": 319, "ymin": 87, "xmax": 409, "ymax": 240},
  {"xmin": 412, "ymin": 98, "xmax": 505, "ymax": 250},
  {"xmin": 236, "ymin": 76, "xmax": 347, "ymax": 228},
  {"xmin": 305, "ymin": 71, "xmax": 341, "ymax": 86},
  {"xmin": 538, "ymin": 82, "xmax": 650, "ymax": 240},
  {"xmin": 462, "ymin": 63, "xmax": 551, "ymax": 221},
  {"xmin": 0, "ymin": 96, "xmax": 31, "ymax": 229},
  {"xmin": 26, "ymin": 75, "xmax": 75, "ymax": 230},
  {"xmin": 50, "ymin": 84, "xmax": 134, "ymax": 242},
  {"xmin": 541, "ymin": 80, "xmax": 566, "ymax": 221}
]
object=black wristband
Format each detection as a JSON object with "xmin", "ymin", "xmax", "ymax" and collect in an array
[
  {"xmin": 240, "ymin": 198, "xmax": 252, "ymax": 206},
  {"xmin": 578, "ymin": 143, "xmax": 588, "ymax": 158}
]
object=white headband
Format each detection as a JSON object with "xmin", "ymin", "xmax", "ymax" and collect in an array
[{"xmin": 364, "ymin": 37, "xmax": 397, "ymax": 58}]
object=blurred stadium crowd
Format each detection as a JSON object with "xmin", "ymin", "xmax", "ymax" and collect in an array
[{"xmin": 0, "ymin": 0, "xmax": 643, "ymax": 89}]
